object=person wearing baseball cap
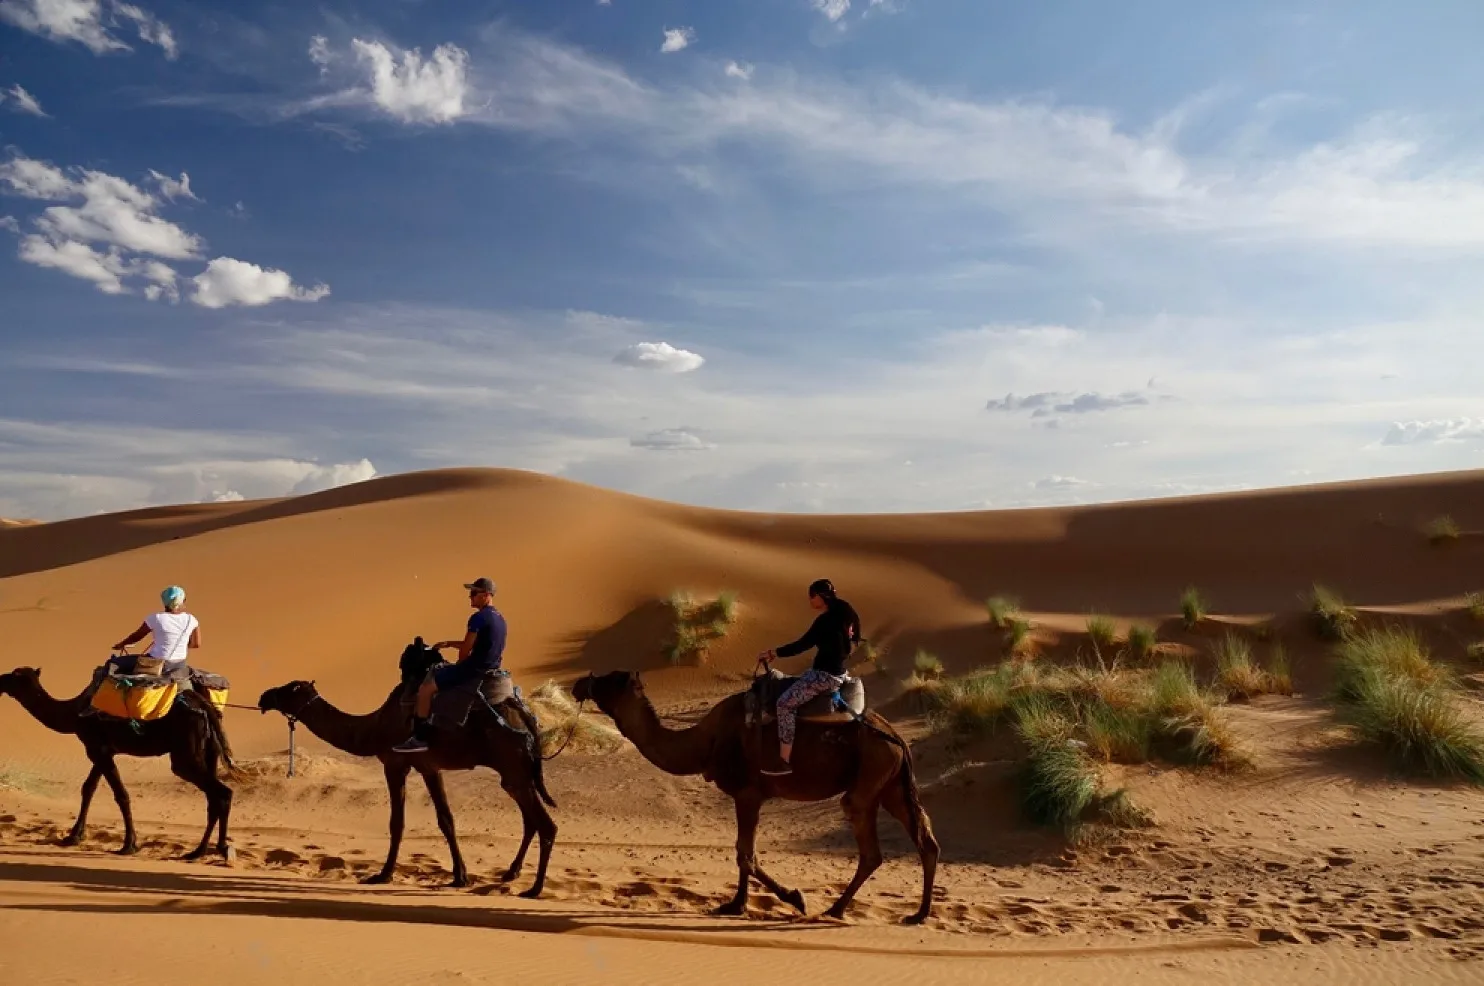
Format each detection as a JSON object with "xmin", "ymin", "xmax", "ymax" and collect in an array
[{"xmin": 393, "ymin": 577, "xmax": 507, "ymax": 753}]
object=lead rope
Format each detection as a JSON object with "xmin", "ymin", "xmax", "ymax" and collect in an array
[{"xmin": 542, "ymin": 697, "xmax": 586, "ymax": 761}]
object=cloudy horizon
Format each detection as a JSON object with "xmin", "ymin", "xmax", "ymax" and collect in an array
[{"xmin": 2, "ymin": 1, "xmax": 1482, "ymax": 521}]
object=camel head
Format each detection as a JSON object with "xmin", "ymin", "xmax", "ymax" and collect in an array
[
  {"xmin": 0, "ymin": 666, "xmax": 42, "ymax": 697},
  {"xmin": 257, "ymin": 680, "xmax": 319, "ymax": 717},
  {"xmin": 571, "ymin": 670, "xmax": 645, "ymax": 715}
]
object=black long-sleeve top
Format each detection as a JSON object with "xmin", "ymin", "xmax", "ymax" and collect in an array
[{"xmin": 774, "ymin": 597, "xmax": 861, "ymax": 676}]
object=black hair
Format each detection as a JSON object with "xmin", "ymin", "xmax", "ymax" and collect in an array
[{"xmin": 807, "ymin": 578, "xmax": 836, "ymax": 599}]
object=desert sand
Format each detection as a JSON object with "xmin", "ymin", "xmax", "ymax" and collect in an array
[{"xmin": 3, "ymin": 467, "xmax": 1484, "ymax": 984}]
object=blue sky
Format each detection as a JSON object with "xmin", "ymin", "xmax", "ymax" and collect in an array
[{"xmin": 2, "ymin": 0, "xmax": 1483, "ymax": 519}]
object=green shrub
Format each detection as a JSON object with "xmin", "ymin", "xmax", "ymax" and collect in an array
[
  {"xmin": 1333, "ymin": 626, "xmax": 1448, "ymax": 702},
  {"xmin": 986, "ymin": 595, "xmax": 1020, "ymax": 629},
  {"xmin": 1083, "ymin": 700, "xmax": 1153, "ymax": 763},
  {"xmin": 913, "ymin": 649, "xmax": 944, "ymax": 680},
  {"xmin": 1005, "ymin": 617, "xmax": 1036, "ymax": 657},
  {"xmin": 1180, "ymin": 586, "xmax": 1206, "ymax": 629},
  {"xmin": 1215, "ymin": 634, "xmax": 1268, "ymax": 700},
  {"xmin": 664, "ymin": 589, "xmax": 740, "ymax": 664}
]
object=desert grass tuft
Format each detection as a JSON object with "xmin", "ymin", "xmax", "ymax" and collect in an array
[
  {"xmin": 1468, "ymin": 642, "xmax": 1484, "ymax": 663},
  {"xmin": 1125, "ymin": 623, "xmax": 1158, "ymax": 662},
  {"xmin": 1214, "ymin": 634, "xmax": 1269, "ymax": 701},
  {"xmin": 529, "ymin": 681, "xmax": 625, "ymax": 756},
  {"xmin": 664, "ymin": 589, "xmax": 741, "ymax": 664},
  {"xmin": 1005, "ymin": 617, "xmax": 1036, "ymax": 657},
  {"xmin": 1085, "ymin": 614, "xmax": 1119, "ymax": 656},
  {"xmin": 1309, "ymin": 584, "xmax": 1357, "ymax": 641},
  {"xmin": 1425, "ymin": 514, "xmax": 1461, "ymax": 546},
  {"xmin": 986, "ymin": 595, "xmax": 1021, "ymax": 629},
  {"xmin": 1083, "ymin": 700, "xmax": 1153, "ymax": 763},
  {"xmin": 1180, "ymin": 586, "xmax": 1206, "ymax": 629},
  {"xmin": 1265, "ymin": 643, "xmax": 1293, "ymax": 696},
  {"xmin": 913, "ymin": 649, "xmax": 945, "ymax": 680},
  {"xmin": 1330, "ymin": 627, "xmax": 1484, "ymax": 783},
  {"xmin": 1466, "ymin": 592, "xmax": 1484, "ymax": 623}
]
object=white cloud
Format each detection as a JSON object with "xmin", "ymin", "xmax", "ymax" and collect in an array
[
  {"xmin": 613, "ymin": 341, "xmax": 705, "ymax": 373},
  {"xmin": 308, "ymin": 34, "xmax": 331, "ymax": 74},
  {"xmin": 660, "ymin": 27, "xmax": 694, "ymax": 54},
  {"xmin": 813, "ymin": 0, "xmax": 851, "ymax": 22},
  {"xmin": 1381, "ymin": 419, "xmax": 1484, "ymax": 446},
  {"xmin": 290, "ymin": 458, "xmax": 377, "ymax": 493},
  {"xmin": 147, "ymin": 169, "xmax": 197, "ymax": 202},
  {"xmin": 0, "ymin": 155, "xmax": 73, "ymax": 198},
  {"xmin": 0, "ymin": 0, "xmax": 174, "ymax": 57},
  {"xmin": 190, "ymin": 257, "xmax": 330, "ymax": 309},
  {"xmin": 3, "ymin": 84, "xmax": 47, "ymax": 117},
  {"xmin": 987, "ymin": 389, "xmax": 1151, "ymax": 415},
  {"xmin": 0, "ymin": 215, "xmax": 18, "ymax": 232},
  {"xmin": 350, "ymin": 39, "xmax": 470, "ymax": 124},
  {"xmin": 1034, "ymin": 475, "xmax": 1089, "ymax": 490},
  {"xmin": 208, "ymin": 489, "xmax": 244, "ymax": 502},
  {"xmin": 724, "ymin": 61, "xmax": 753, "ymax": 81},
  {"xmin": 17, "ymin": 234, "xmax": 129, "ymax": 293},
  {"xmin": 631, "ymin": 428, "xmax": 713, "ymax": 451}
]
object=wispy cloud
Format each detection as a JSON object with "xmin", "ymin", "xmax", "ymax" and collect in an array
[
  {"xmin": 2, "ymin": 83, "xmax": 47, "ymax": 117},
  {"xmin": 631, "ymin": 428, "xmax": 712, "ymax": 451},
  {"xmin": 613, "ymin": 341, "xmax": 705, "ymax": 373},
  {"xmin": 0, "ymin": 0, "xmax": 175, "ymax": 58},
  {"xmin": 1381, "ymin": 419, "xmax": 1484, "ymax": 446}
]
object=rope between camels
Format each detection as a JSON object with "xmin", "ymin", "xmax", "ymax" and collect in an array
[{"xmin": 542, "ymin": 697, "xmax": 587, "ymax": 761}]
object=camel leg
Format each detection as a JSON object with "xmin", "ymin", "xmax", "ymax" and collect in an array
[
  {"xmin": 879, "ymin": 775, "xmax": 940, "ymax": 925},
  {"xmin": 715, "ymin": 793, "xmax": 766, "ymax": 916},
  {"xmin": 727, "ymin": 792, "xmax": 806, "ymax": 914},
  {"xmin": 823, "ymin": 791, "xmax": 884, "ymax": 921},
  {"xmin": 500, "ymin": 795, "xmax": 536, "ymax": 884},
  {"xmin": 511, "ymin": 782, "xmax": 556, "ymax": 899},
  {"xmin": 97, "ymin": 755, "xmax": 138, "ymax": 855},
  {"xmin": 419, "ymin": 767, "xmax": 470, "ymax": 888},
  {"xmin": 174, "ymin": 753, "xmax": 234, "ymax": 861},
  {"xmin": 363, "ymin": 761, "xmax": 410, "ymax": 885},
  {"xmin": 59, "ymin": 764, "xmax": 103, "ymax": 847}
]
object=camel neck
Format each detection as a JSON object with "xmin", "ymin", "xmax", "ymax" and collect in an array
[
  {"xmin": 291, "ymin": 692, "xmax": 395, "ymax": 759},
  {"xmin": 8, "ymin": 681, "xmax": 85, "ymax": 735},
  {"xmin": 612, "ymin": 694, "xmax": 714, "ymax": 776}
]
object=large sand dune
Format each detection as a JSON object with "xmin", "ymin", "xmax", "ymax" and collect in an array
[{"xmin": 3, "ymin": 468, "xmax": 1484, "ymax": 982}]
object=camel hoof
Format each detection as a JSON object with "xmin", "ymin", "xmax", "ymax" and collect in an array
[
  {"xmin": 447, "ymin": 876, "xmax": 472, "ymax": 889},
  {"xmin": 902, "ymin": 911, "xmax": 930, "ymax": 926},
  {"xmin": 360, "ymin": 872, "xmax": 394, "ymax": 885},
  {"xmin": 57, "ymin": 834, "xmax": 82, "ymax": 848},
  {"xmin": 498, "ymin": 868, "xmax": 520, "ymax": 884},
  {"xmin": 517, "ymin": 886, "xmax": 543, "ymax": 900},
  {"xmin": 823, "ymin": 903, "xmax": 849, "ymax": 921},
  {"xmin": 181, "ymin": 849, "xmax": 208, "ymax": 862},
  {"xmin": 712, "ymin": 900, "xmax": 747, "ymax": 917},
  {"xmin": 115, "ymin": 844, "xmax": 140, "ymax": 857},
  {"xmin": 781, "ymin": 889, "xmax": 807, "ymax": 914}
]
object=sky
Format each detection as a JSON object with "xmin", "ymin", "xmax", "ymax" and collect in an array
[{"xmin": 2, "ymin": 0, "xmax": 1483, "ymax": 520}]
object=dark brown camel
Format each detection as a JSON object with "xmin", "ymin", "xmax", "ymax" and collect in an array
[
  {"xmin": 0, "ymin": 666, "xmax": 236, "ymax": 859},
  {"xmin": 257, "ymin": 665, "xmax": 557, "ymax": 896},
  {"xmin": 573, "ymin": 670, "xmax": 939, "ymax": 923}
]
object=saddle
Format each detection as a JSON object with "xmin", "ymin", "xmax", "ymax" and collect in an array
[
  {"xmin": 742, "ymin": 668, "xmax": 865, "ymax": 728},
  {"xmin": 87, "ymin": 661, "xmax": 231, "ymax": 721},
  {"xmin": 426, "ymin": 666, "xmax": 519, "ymax": 728}
]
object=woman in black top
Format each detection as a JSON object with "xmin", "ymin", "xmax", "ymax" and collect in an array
[{"xmin": 758, "ymin": 579, "xmax": 861, "ymax": 775}]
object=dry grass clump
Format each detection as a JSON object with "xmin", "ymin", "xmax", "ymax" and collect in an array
[
  {"xmin": 1213, "ymin": 634, "xmax": 1288, "ymax": 701},
  {"xmin": 1308, "ymin": 584, "xmax": 1357, "ymax": 641},
  {"xmin": 1425, "ymin": 514, "xmax": 1461, "ymax": 546},
  {"xmin": 1085, "ymin": 614, "xmax": 1119, "ymax": 656},
  {"xmin": 1265, "ymin": 644, "xmax": 1293, "ymax": 695},
  {"xmin": 1331, "ymin": 627, "xmax": 1484, "ymax": 783},
  {"xmin": 1010, "ymin": 695, "xmax": 1149, "ymax": 838},
  {"xmin": 913, "ymin": 649, "xmax": 945, "ymax": 680},
  {"xmin": 1465, "ymin": 592, "xmax": 1484, "ymax": 623},
  {"xmin": 1180, "ymin": 586, "xmax": 1206, "ymax": 629},
  {"xmin": 855, "ymin": 638, "xmax": 888, "ymax": 674},
  {"xmin": 665, "ymin": 589, "xmax": 740, "ymax": 664},
  {"xmin": 529, "ymin": 681, "xmax": 625, "ymax": 756},
  {"xmin": 1467, "ymin": 642, "xmax": 1484, "ymax": 663}
]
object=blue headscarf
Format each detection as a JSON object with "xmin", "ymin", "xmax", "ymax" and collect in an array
[{"xmin": 161, "ymin": 585, "xmax": 186, "ymax": 611}]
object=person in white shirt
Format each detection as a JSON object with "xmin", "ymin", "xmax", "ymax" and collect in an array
[{"xmin": 112, "ymin": 585, "xmax": 201, "ymax": 676}]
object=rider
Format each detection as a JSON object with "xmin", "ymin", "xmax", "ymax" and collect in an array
[
  {"xmin": 758, "ymin": 578, "xmax": 861, "ymax": 775},
  {"xmin": 111, "ymin": 585, "xmax": 200, "ymax": 677},
  {"xmin": 393, "ymin": 577, "xmax": 507, "ymax": 753}
]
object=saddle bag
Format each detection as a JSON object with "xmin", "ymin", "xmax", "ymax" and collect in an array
[
  {"xmin": 91, "ymin": 670, "xmax": 179, "ymax": 721},
  {"xmin": 189, "ymin": 669, "xmax": 231, "ymax": 712}
]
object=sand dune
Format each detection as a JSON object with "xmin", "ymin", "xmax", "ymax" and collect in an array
[{"xmin": 4, "ymin": 468, "xmax": 1484, "ymax": 982}]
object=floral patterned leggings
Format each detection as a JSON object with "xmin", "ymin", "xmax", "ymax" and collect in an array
[{"xmin": 776, "ymin": 669, "xmax": 846, "ymax": 746}]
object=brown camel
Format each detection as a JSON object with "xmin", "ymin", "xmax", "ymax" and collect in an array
[
  {"xmin": 572, "ymin": 670, "xmax": 939, "ymax": 923},
  {"xmin": 257, "ymin": 668, "xmax": 557, "ymax": 897},
  {"xmin": 0, "ymin": 666, "xmax": 236, "ymax": 859}
]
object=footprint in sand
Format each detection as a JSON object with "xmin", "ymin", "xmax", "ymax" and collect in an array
[
  {"xmin": 265, "ymin": 848, "xmax": 303, "ymax": 866},
  {"xmin": 317, "ymin": 856, "xmax": 347, "ymax": 874}
]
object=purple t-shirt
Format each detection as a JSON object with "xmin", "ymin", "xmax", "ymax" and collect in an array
[{"xmin": 467, "ymin": 605, "xmax": 507, "ymax": 670}]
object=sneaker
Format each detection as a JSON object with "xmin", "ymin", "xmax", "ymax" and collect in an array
[{"xmin": 391, "ymin": 736, "xmax": 429, "ymax": 754}]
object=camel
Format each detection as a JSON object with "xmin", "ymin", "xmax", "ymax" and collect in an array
[
  {"xmin": 256, "ymin": 643, "xmax": 557, "ymax": 897},
  {"xmin": 0, "ymin": 666, "xmax": 236, "ymax": 859},
  {"xmin": 573, "ymin": 669, "xmax": 939, "ymax": 923}
]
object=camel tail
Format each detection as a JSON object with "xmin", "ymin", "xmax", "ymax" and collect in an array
[{"xmin": 510, "ymin": 700, "xmax": 557, "ymax": 809}]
